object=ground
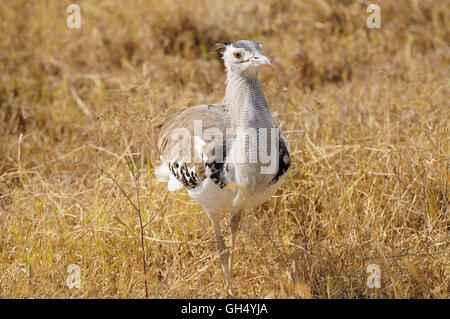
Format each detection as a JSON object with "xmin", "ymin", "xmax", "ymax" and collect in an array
[{"xmin": 0, "ymin": 0, "xmax": 448, "ymax": 298}]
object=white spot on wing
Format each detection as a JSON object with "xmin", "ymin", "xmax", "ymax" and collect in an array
[
  {"xmin": 168, "ymin": 173, "xmax": 183, "ymax": 191},
  {"xmin": 154, "ymin": 164, "xmax": 170, "ymax": 182}
]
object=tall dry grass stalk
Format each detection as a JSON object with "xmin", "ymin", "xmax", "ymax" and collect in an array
[{"xmin": 0, "ymin": 0, "xmax": 448, "ymax": 298}]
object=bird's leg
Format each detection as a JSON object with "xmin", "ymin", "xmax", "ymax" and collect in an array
[
  {"xmin": 229, "ymin": 210, "xmax": 242, "ymax": 281},
  {"xmin": 208, "ymin": 213, "xmax": 231, "ymax": 283}
]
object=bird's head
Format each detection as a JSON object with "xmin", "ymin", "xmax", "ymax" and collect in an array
[{"xmin": 215, "ymin": 40, "xmax": 271, "ymax": 78}]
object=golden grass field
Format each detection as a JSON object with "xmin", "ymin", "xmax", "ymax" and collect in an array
[{"xmin": 0, "ymin": 0, "xmax": 448, "ymax": 298}]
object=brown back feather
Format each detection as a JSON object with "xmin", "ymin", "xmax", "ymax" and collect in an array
[{"xmin": 157, "ymin": 103, "xmax": 227, "ymax": 165}]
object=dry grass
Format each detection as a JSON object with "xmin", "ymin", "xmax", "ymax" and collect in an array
[{"xmin": 0, "ymin": 0, "xmax": 448, "ymax": 298}]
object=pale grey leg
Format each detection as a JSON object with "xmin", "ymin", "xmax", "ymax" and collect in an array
[
  {"xmin": 208, "ymin": 212, "xmax": 231, "ymax": 283},
  {"xmin": 229, "ymin": 210, "xmax": 242, "ymax": 287}
]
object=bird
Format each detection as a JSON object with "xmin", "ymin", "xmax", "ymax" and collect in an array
[{"xmin": 154, "ymin": 40, "xmax": 290, "ymax": 290}]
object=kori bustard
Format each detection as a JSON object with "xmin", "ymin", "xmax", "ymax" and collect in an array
[{"xmin": 155, "ymin": 40, "xmax": 290, "ymax": 288}]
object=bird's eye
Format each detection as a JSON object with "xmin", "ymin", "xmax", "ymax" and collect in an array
[{"xmin": 234, "ymin": 52, "xmax": 242, "ymax": 59}]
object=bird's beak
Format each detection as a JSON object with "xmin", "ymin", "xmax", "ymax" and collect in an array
[{"xmin": 250, "ymin": 54, "xmax": 271, "ymax": 65}]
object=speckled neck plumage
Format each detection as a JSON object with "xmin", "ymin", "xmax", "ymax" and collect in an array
[
  {"xmin": 223, "ymin": 67, "xmax": 279, "ymax": 200},
  {"xmin": 224, "ymin": 71, "xmax": 276, "ymax": 130}
]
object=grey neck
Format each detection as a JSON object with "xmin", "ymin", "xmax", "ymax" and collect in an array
[{"xmin": 223, "ymin": 72, "xmax": 276, "ymax": 130}]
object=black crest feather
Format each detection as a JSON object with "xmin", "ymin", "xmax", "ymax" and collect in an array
[{"xmin": 213, "ymin": 40, "xmax": 231, "ymax": 54}]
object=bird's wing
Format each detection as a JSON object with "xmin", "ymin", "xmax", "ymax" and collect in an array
[{"xmin": 154, "ymin": 103, "xmax": 227, "ymax": 190}]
